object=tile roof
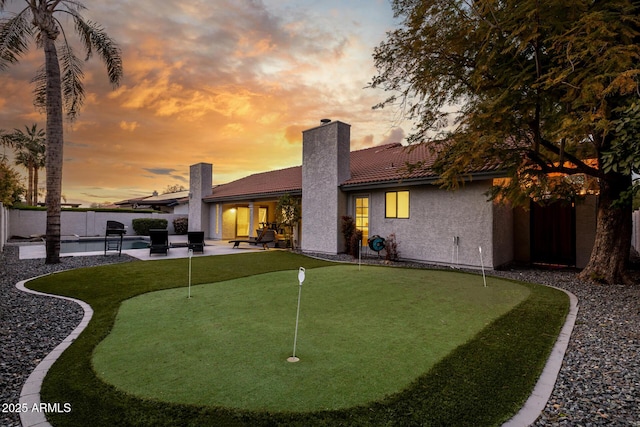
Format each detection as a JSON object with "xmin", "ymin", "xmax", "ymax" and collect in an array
[
  {"xmin": 204, "ymin": 165, "xmax": 302, "ymax": 202},
  {"xmin": 204, "ymin": 142, "xmax": 502, "ymax": 201},
  {"xmin": 345, "ymin": 143, "xmax": 437, "ymax": 186}
]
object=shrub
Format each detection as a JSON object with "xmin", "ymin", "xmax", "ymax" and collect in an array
[
  {"xmin": 341, "ymin": 216, "xmax": 356, "ymax": 255},
  {"xmin": 350, "ymin": 229, "xmax": 363, "ymax": 259},
  {"xmin": 385, "ymin": 233, "xmax": 399, "ymax": 261},
  {"xmin": 132, "ymin": 218, "xmax": 168, "ymax": 236},
  {"xmin": 173, "ymin": 217, "xmax": 188, "ymax": 234}
]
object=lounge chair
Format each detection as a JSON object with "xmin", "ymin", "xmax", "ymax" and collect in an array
[
  {"xmin": 149, "ymin": 229, "xmax": 170, "ymax": 255},
  {"xmin": 187, "ymin": 231, "xmax": 205, "ymax": 253},
  {"xmin": 229, "ymin": 228, "xmax": 275, "ymax": 250}
]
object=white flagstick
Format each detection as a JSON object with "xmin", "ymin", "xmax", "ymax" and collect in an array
[
  {"xmin": 358, "ymin": 239, "xmax": 362, "ymax": 271},
  {"xmin": 479, "ymin": 246, "xmax": 487, "ymax": 287},
  {"xmin": 188, "ymin": 249, "xmax": 193, "ymax": 298},
  {"xmin": 288, "ymin": 267, "xmax": 305, "ymax": 362}
]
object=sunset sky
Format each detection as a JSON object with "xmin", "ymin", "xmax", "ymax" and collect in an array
[{"xmin": 0, "ymin": 0, "xmax": 411, "ymax": 206}]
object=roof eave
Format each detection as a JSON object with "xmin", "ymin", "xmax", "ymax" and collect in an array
[
  {"xmin": 340, "ymin": 170, "xmax": 507, "ymax": 191},
  {"xmin": 204, "ymin": 189, "xmax": 302, "ymax": 203}
]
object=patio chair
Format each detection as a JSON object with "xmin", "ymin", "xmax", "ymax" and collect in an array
[
  {"xmin": 229, "ymin": 228, "xmax": 275, "ymax": 250},
  {"xmin": 149, "ymin": 229, "xmax": 170, "ymax": 255},
  {"xmin": 187, "ymin": 231, "xmax": 205, "ymax": 253},
  {"xmin": 105, "ymin": 220, "xmax": 126, "ymax": 256}
]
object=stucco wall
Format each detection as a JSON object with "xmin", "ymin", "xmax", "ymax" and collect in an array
[
  {"xmin": 360, "ymin": 180, "xmax": 499, "ymax": 268},
  {"xmin": 301, "ymin": 121, "xmax": 351, "ymax": 254},
  {"xmin": 189, "ymin": 163, "xmax": 212, "ymax": 235},
  {"xmin": 8, "ymin": 209, "xmax": 181, "ymax": 237}
]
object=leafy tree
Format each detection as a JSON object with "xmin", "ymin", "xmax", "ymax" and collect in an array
[
  {"xmin": 275, "ymin": 193, "xmax": 301, "ymax": 249},
  {"xmin": 6, "ymin": 124, "xmax": 46, "ymax": 205},
  {"xmin": 0, "ymin": 160, "xmax": 25, "ymax": 206},
  {"xmin": 162, "ymin": 184, "xmax": 187, "ymax": 194},
  {"xmin": 0, "ymin": 1, "xmax": 123, "ymax": 263},
  {"xmin": 371, "ymin": 0, "xmax": 640, "ymax": 284},
  {"xmin": 0, "ymin": 129, "xmax": 10, "ymax": 162}
]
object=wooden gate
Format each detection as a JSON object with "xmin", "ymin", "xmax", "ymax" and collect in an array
[{"xmin": 531, "ymin": 200, "xmax": 576, "ymax": 266}]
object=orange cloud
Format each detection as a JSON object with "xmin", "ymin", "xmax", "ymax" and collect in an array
[
  {"xmin": 120, "ymin": 121, "xmax": 139, "ymax": 131},
  {"xmin": 0, "ymin": 0, "xmax": 408, "ymax": 207}
]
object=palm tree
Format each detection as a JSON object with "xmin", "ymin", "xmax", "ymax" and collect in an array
[
  {"xmin": 12, "ymin": 124, "xmax": 46, "ymax": 205},
  {"xmin": 0, "ymin": 1, "xmax": 123, "ymax": 263}
]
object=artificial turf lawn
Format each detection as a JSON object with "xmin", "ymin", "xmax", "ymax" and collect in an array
[
  {"xmin": 92, "ymin": 265, "xmax": 530, "ymax": 411},
  {"xmin": 26, "ymin": 251, "xmax": 569, "ymax": 426}
]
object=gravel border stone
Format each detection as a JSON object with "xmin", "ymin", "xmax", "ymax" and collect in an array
[
  {"xmin": 1, "ymin": 246, "xmax": 638, "ymax": 426},
  {"xmin": 1, "ymin": 245, "xmax": 136, "ymax": 427}
]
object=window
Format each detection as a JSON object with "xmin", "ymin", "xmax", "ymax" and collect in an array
[
  {"xmin": 236, "ymin": 207, "xmax": 250, "ymax": 237},
  {"xmin": 385, "ymin": 191, "xmax": 409, "ymax": 218},
  {"xmin": 258, "ymin": 207, "xmax": 268, "ymax": 227},
  {"xmin": 355, "ymin": 196, "xmax": 369, "ymax": 242}
]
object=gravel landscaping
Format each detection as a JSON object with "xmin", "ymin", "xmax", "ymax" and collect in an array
[{"xmin": 1, "ymin": 245, "xmax": 638, "ymax": 426}]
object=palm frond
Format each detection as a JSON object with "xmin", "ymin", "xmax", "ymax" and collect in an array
[
  {"xmin": 57, "ymin": 0, "xmax": 87, "ymax": 14},
  {"xmin": 0, "ymin": 11, "xmax": 34, "ymax": 71},
  {"xmin": 30, "ymin": 65, "xmax": 47, "ymax": 113},
  {"xmin": 73, "ymin": 17, "xmax": 123, "ymax": 87},
  {"xmin": 59, "ymin": 42, "xmax": 85, "ymax": 120}
]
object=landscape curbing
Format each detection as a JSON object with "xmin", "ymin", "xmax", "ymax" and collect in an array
[
  {"xmin": 14, "ymin": 265, "xmax": 578, "ymax": 427},
  {"xmin": 16, "ymin": 274, "xmax": 94, "ymax": 427},
  {"xmin": 501, "ymin": 287, "xmax": 579, "ymax": 426}
]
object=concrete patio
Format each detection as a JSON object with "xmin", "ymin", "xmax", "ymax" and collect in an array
[{"xmin": 17, "ymin": 236, "xmax": 277, "ymax": 261}]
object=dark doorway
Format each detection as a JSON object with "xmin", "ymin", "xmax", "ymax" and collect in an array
[{"xmin": 531, "ymin": 200, "xmax": 576, "ymax": 266}]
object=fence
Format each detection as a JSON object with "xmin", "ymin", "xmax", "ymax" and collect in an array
[
  {"xmin": 0, "ymin": 203, "xmax": 8, "ymax": 252},
  {"xmin": 634, "ymin": 210, "xmax": 639, "ymax": 251},
  {"xmin": 7, "ymin": 209, "xmax": 185, "ymax": 240}
]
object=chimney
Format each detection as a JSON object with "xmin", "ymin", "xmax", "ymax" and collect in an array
[
  {"xmin": 188, "ymin": 163, "xmax": 212, "ymax": 235},
  {"xmin": 301, "ymin": 120, "xmax": 351, "ymax": 253}
]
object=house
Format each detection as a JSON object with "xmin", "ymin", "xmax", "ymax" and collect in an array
[
  {"xmin": 115, "ymin": 190, "xmax": 189, "ymax": 213},
  {"xmin": 187, "ymin": 120, "xmax": 597, "ymax": 269}
]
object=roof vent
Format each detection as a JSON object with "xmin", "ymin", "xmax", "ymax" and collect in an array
[{"xmin": 320, "ymin": 118, "xmax": 331, "ymax": 124}]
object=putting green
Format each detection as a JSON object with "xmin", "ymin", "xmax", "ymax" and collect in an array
[{"xmin": 92, "ymin": 265, "xmax": 529, "ymax": 412}]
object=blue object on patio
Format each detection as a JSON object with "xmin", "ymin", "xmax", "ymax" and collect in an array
[{"xmin": 368, "ymin": 235, "xmax": 386, "ymax": 253}]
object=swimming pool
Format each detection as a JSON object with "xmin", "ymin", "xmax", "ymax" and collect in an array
[{"xmin": 61, "ymin": 237, "xmax": 149, "ymax": 254}]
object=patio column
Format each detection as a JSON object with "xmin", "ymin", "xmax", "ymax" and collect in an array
[{"xmin": 248, "ymin": 202, "xmax": 255, "ymax": 237}]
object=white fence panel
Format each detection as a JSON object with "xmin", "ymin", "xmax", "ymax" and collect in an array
[
  {"xmin": 0, "ymin": 203, "xmax": 8, "ymax": 251},
  {"xmin": 8, "ymin": 209, "xmax": 185, "ymax": 238}
]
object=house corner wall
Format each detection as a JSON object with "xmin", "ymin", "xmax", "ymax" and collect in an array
[
  {"xmin": 301, "ymin": 120, "xmax": 351, "ymax": 254},
  {"xmin": 189, "ymin": 163, "xmax": 213, "ymax": 236}
]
